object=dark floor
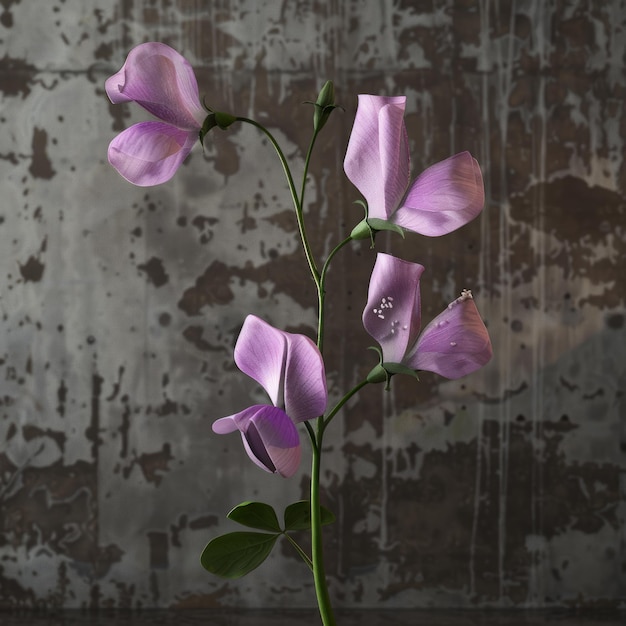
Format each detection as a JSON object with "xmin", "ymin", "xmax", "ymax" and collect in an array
[{"xmin": 0, "ymin": 610, "xmax": 625, "ymax": 626}]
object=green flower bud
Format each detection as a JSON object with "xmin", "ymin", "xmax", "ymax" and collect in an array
[{"xmin": 312, "ymin": 80, "xmax": 338, "ymax": 131}]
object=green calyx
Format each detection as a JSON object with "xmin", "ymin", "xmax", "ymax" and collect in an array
[
  {"xmin": 349, "ymin": 200, "xmax": 405, "ymax": 247},
  {"xmin": 350, "ymin": 216, "xmax": 405, "ymax": 246},
  {"xmin": 366, "ymin": 347, "xmax": 419, "ymax": 390},
  {"xmin": 199, "ymin": 110, "xmax": 237, "ymax": 146},
  {"xmin": 305, "ymin": 80, "xmax": 342, "ymax": 132}
]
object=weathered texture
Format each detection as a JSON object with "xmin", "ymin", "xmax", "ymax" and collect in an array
[{"xmin": 0, "ymin": 0, "xmax": 624, "ymax": 611}]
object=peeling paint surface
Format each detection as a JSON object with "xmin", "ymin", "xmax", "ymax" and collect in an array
[{"xmin": 0, "ymin": 0, "xmax": 624, "ymax": 611}]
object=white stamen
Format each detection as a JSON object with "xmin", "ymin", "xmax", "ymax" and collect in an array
[
  {"xmin": 373, "ymin": 295, "xmax": 397, "ymax": 320},
  {"xmin": 448, "ymin": 289, "xmax": 474, "ymax": 309}
]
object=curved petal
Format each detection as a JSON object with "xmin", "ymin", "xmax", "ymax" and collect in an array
[
  {"xmin": 405, "ymin": 290, "xmax": 492, "ymax": 379},
  {"xmin": 283, "ymin": 333, "xmax": 327, "ymax": 423},
  {"xmin": 107, "ymin": 121, "xmax": 197, "ymax": 186},
  {"xmin": 378, "ymin": 102, "xmax": 411, "ymax": 218},
  {"xmin": 362, "ymin": 253, "xmax": 424, "ymax": 364},
  {"xmin": 344, "ymin": 95, "xmax": 408, "ymax": 220},
  {"xmin": 105, "ymin": 42, "xmax": 206, "ymax": 130},
  {"xmin": 213, "ymin": 405, "xmax": 301, "ymax": 477},
  {"xmin": 234, "ymin": 316, "xmax": 287, "ymax": 408},
  {"xmin": 394, "ymin": 152, "xmax": 485, "ymax": 236}
]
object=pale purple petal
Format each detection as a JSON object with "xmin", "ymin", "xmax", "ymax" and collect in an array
[
  {"xmin": 212, "ymin": 415, "xmax": 239, "ymax": 435},
  {"xmin": 107, "ymin": 121, "xmax": 197, "ymax": 186},
  {"xmin": 105, "ymin": 42, "xmax": 206, "ymax": 130},
  {"xmin": 283, "ymin": 333, "xmax": 327, "ymax": 423},
  {"xmin": 234, "ymin": 316, "xmax": 287, "ymax": 408},
  {"xmin": 344, "ymin": 95, "xmax": 408, "ymax": 220},
  {"xmin": 405, "ymin": 290, "xmax": 493, "ymax": 379},
  {"xmin": 393, "ymin": 152, "xmax": 485, "ymax": 236},
  {"xmin": 213, "ymin": 405, "xmax": 301, "ymax": 477},
  {"xmin": 362, "ymin": 253, "xmax": 424, "ymax": 364},
  {"xmin": 378, "ymin": 101, "xmax": 411, "ymax": 218}
]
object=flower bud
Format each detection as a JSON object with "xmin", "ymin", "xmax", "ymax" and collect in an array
[{"xmin": 313, "ymin": 80, "xmax": 337, "ymax": 131}]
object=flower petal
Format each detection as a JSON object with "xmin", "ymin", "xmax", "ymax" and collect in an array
[
  {"xmin": 394, "ymin": 152, "xmax": 485, "ymax": 236},
  {"xmin": 105, "ymin": 42, "xmax": 206, "ymax": 130},
  {"xmin": 283, "ymin": 333, "xmax": 327, "ymax": 423},
  {"xmin": 107, "ymin": 121, "xmax": 197, "ymax": 186},
  {"xmin": 213, "ymin": 405, "xmax": 301, "ymax": 478},
  {"xmin": 234, "ymin": 316, "xmax": 287, "ymax": 409},
  {"xmin": 405, "ymin": 290, "xmax": 492, "ymax": 379},
  {"xmin": 362, "ymin": 253, "xmax": 424, "ymax": 364},
  {"xmin": 344, "ymin": 95, "xmax": 408, "ymax": 220},
  {"xmin": 234, "ymin": 316, "xmax": 327, "ymax": 423}
]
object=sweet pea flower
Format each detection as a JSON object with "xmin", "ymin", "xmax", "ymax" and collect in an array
[
  {"xmin": 105, "ymin": 42, "xmax": 207, "ymax": 186},
  {"xmin": 363, "ymin": 253, "xmax": 492, "ymax": 379},
  {"xmin": 344, "ymin": 95, "xmax": 484, "ymax": 236},
  {"xmin": 213, "ymin": 315, "xmax": 327, "ymax": 478}
]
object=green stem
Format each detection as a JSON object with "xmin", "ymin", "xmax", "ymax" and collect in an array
[
  {"xmin": 323, "ymin": 379, "xmax": 369, "ymax": 428},
  {"xmin": 236, "ymin": 117, "xmax": 320, "ymax": 285},
  {"xmin": 300, "ymin": 128, "xmax": 320, "ymax": 209},
  {"xmin": 283, "ymin": 533, "xmax": 313, "ymax": 571},
  {"xmin": 237, "ymin": 115, "xmax": 353, "ymax": 626},
  {"xmin": 310, "ymin": 419, "xmax": 335, "ymax": 626},
  {"xmin": 317, "ymin": 237, "xmax": 353, "ymax": 351}
]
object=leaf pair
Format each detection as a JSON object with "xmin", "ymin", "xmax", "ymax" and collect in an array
[{"xmin": 200, "ymin": 500, "xmax": 334, "ymax": 579}]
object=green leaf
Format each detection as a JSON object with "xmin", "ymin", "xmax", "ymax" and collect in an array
[
  {"xmin": 284, "ymin": 500, "xmax": 336, "ymax": 531},
  {"xmin": 227, "ymin": 501, "xmax": 281, "ymax": 532},
  {"xmin": 200, "ymin": 531, "xmax": 279, "ymax": 578}
]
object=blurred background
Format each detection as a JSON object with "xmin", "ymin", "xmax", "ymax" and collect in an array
[{"xmin": 0, "ymin": 0, "xmax": 624, "ymax": 611}]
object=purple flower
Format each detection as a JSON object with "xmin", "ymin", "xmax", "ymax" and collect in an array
[
  {"xmin": 363, "ymin": 253, "xmax": 492, "ymax": 379},
  {"xmin": 213, "ymin": 315, "xmax": 327, "ymax": 477},
  {"xmin": 105, "ymin": 42, "xmax": 207, "ymax": 186},
  {"xmin": 344, "ymin": 95, "xmax": 484, "ymax": 236}
]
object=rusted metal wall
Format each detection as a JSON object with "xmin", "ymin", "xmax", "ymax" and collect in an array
[{"xmin": 0, "ymin": 0, "xmax": 624, "ymax": 610}]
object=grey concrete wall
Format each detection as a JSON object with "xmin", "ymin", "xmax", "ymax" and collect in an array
[{"xmin": 0, "ymin": 0, "xmax": 624, "ymax": 611}]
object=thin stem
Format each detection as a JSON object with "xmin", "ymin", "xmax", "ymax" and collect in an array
[
  {"xmin": 323, "ymin": 379, "xmax": 369, "ymax": 430},
  {"xmin": 236, "ymin": 117, "xmax": 320, "ymax": 285},
  {"xmin": 304, "ymin": 420, "xmax": 318, "ymax": 454},
  {"xmin": 300, "ymin": 128, "xmax": 320, "ymax": 209},
  {"xmin": 309, "ymin": 379, "xmax": 369, "ymax": 626},
  {"xmin": 283, "ymin": 533, "xmax": 313, "ymax": 571},
  {"xmin": 320, "ymin": 236, "xmax": 352, "ymax": 286},
  {"xmin": 317, "ymin": 236, "xmax": 353, "ymax": 351},
  {"xmin": 310, "ymin": 420, "xmax": 336, "ymax": 626}
]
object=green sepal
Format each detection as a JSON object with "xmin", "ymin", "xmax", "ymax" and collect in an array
[
  {"xmin": 283, "ymin": 500, "xmax": 336, "ymax": 531},
  {"xmin": 214, "ymin": 110, "xmax": 237, "ymax": 129},
  {"xmin": 367, "ymin": 218, "xmax": 405, "ymax": 238},
  {"xmin": 366, "ymin": 362, "xmax": 389, "ymax": 385},
  {"xmin": 350, "ymin": 218, "xmax": 374, "ymax": 241},
  {"xmin": 227, "ymin": 501, "xmax": 281, "ymax": 532},
  {"xmin": 200, "ymin": 531, "xmax": 279, "ymax": 578},
  {"xmin": 199, "ymin": 110, "xmax": 237, "ymax": 146},
  {"xmin": 366, "ymin": 360, "xmax": 419, "ymax": 389},
  {"xmin": 382, "ymin": 362, "xmax": 420, "ymax": 380},
  {"xmin": 304, "ymin": 80, "xmax": 342, "ymax": 132},
  {"xmin": 365, "ymin": 346, "xmax": 419, "ymax": 389},
  {"xmin": 199, "ymin": 114, "xmax": 218, "ymax": 146},
  {"xmin": 350, "ymin": 214, "xmax": 405, "ymax": 246}
]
